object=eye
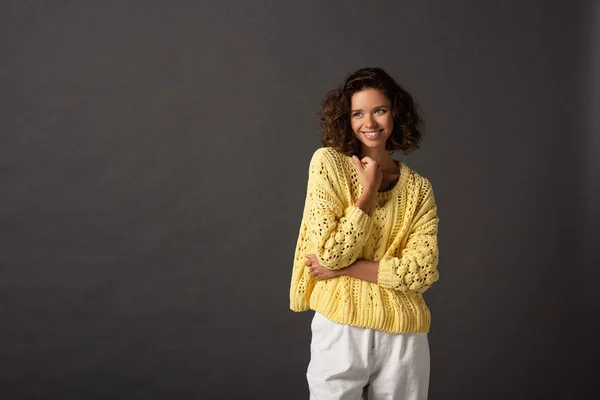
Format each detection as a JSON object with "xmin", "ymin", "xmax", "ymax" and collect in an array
[
  {"xmin": 351, "ymin": 112, "xmax": 363, "ymax": 117},
  {"xmin": 375, "ymin": 109, "xmax": 386, "ymax": 115}
]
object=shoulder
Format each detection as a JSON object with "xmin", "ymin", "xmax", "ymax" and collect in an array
[
  {"xmin": 310, "ymin": 146, "xmax": 345, "ymax": 162},
  {"xmin": 401, "ymin": 161, "xmax": 435, "ymax": 199},
  {"xmin": 309, "ymin": 147, "xmax": 348, "ymax": 172}
]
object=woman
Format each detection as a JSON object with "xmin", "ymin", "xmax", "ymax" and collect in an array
[{"xmin": 289, "ymin": 67, "xmax": 440, "ymax": 400}]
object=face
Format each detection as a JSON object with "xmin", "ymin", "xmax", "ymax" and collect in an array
[{"xmin": 349, "ymin": 88, "xmax": 394, "ymax": 152}]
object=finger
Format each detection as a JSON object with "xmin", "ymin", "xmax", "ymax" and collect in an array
[
  {"xmin": 305, "ymin": 260, "xmax": 311, "ymax": 266},
  {"xmin": 361, "ymin": 156, "xmax": 378, "ymax": 167},
  {"xmin": 352, "ymin": 155, "xmax": 363, "ymax": 169}
]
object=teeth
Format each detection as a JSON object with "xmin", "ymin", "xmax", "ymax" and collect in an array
[{"xmin": 364, "ymin": 130, "xmax": 381, "ymax": 137}]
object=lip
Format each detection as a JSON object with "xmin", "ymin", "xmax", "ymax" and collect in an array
[{"xmin": 361, "ymin": 129, "xmax": 383, "ymax": 140}]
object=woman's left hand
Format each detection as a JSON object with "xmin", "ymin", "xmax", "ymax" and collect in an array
[{"xmin": 305, "ymin": 254, "xmax": 341, "ymax": 280}]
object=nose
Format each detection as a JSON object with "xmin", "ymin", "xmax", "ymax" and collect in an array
[{"xmin": 364, "ymin": 114, "xmax": 377, "ymax": 128}]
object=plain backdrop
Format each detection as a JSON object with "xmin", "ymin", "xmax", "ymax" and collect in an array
[{"xmin": 1, "ymin": 1, "xmax": 598, "ymax": 399}]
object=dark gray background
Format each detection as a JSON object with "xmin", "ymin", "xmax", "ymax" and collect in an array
[{"xmin": 1, "ymin": 1, "xmax": 598, "ymax": 399}]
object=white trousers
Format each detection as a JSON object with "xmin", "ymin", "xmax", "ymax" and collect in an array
[{"xmin": 306, "ymin": 312, "xmax": 430, "ymax": 400}]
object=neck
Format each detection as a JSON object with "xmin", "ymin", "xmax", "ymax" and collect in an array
[{"xmin": 358, "ymin": 146, "xmax": 396, "ymax": 172}]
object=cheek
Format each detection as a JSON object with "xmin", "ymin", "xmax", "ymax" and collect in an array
[
  {"xmin": 385, "ymin": 115, "xmax": 394, "ymax": 130},
  {"xmin": 350, "ymin": 119, "xmax": 360, "ymax": 134}
]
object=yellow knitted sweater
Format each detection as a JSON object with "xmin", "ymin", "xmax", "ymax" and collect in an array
[{"xmin": 289, "ymin": 147, "xmax": 440, "ymax": 334}]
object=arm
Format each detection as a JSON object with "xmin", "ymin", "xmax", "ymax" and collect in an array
[
  {"xmin": 305, "ymin": 149, "xmax": 374, "ymax": 270},
  {"xmin": 337, "ymin": 259, "xmax": 379, "ymax": 282},
  {"xmin": 331, "ymin": 186, "xmax": 439, "ymax": 294},
  {"xmin": 354, "ymin": 188, "xmax": 378, "ymax": 215},
  {"xmin": 376, "ymin": 187, "xmax": 439, "ymax": 294}
]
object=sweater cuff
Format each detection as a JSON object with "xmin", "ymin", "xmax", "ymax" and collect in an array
[
  {"xmin": 345, "ymin": 204, "xmax": 370, "ymax": 221},
  {"xmin": 377, "ymin": 255, "xmax": 403, "ymax": 290},
  {"xmin": 344, "ymin": 205, "xmax": 373, "ymax": 235}
]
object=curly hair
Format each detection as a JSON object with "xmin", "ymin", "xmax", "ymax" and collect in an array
[{"xmin": 318, "ymin": 67, "xmax": 424, "ymax": 156}]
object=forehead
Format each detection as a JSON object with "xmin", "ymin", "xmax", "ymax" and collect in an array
[{"xmin": 350, "ymin": 88, "xmax": 390, "ymax": 109}]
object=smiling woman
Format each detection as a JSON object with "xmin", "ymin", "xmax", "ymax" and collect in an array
[
  {"xmin": 318, "ymin": 67, "xmax": 423, "ymax": 159},
  {"xmin": 350, "ymin": 89, "xmax": 394, "ymax": 144},
  {"xmin": 289, "ymin": 67, "xmax": 439, "ymax": 400}
]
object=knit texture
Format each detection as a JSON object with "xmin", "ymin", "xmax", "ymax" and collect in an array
[{"xmin": 289, "ymin": 147, "xmax": 440, "ymax": 333}]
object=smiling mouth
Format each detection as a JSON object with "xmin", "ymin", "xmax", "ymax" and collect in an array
[{"xmin": 362, "ymin": 129, "xmax": 383, "ymax": 138}]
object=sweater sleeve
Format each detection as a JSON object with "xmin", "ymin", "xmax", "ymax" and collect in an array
[
  {"xmin": 305, "ymin": 149, "xmax": 373, "ymax": 270},
  {"xmin": 377, "ymin": 185, "xmax": 440, "ymax": 294}
]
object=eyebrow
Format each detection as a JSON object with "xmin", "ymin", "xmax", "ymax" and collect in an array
[{"xmin": 350, "ymin": 105, "xmax": 389, "ymax": 112}]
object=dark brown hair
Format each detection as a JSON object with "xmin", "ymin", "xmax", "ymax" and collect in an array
[{"xmin": 318, "ymin": 67, "xmax": 423, "ymax": 156}]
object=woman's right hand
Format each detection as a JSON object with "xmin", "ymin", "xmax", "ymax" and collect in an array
[{"xmin": 351, "ymin": 155, "xmax": 383, "ymax": 193}]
